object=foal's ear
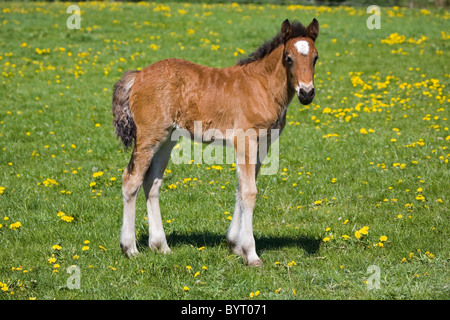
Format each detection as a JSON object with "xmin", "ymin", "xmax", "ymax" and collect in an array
[
  {"xmin": 281, "ymin": 19, "xmax": 292, "ymax": 41},
  {"xmin": 306, "ymin": 18, "xmax": 319, "ymax": 42}
]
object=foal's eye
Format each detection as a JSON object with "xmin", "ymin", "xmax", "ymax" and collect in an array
[{"xmin": 286, "ymin": 56, "xmax": 293, "ymax": 65}]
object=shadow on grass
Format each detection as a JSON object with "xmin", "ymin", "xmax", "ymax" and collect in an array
[{"xmin": 138, "ymin": 230, "xmax": 321, "ymax": 256}]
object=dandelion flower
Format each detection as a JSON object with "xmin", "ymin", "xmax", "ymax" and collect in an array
[
  {"xmin": 9, "ymin": 221, "xmax": 22, "ymax": 230},
  {"xmin": 360, "ymin": 226, "xmax": 369, "ymax": 235},
  {"xmin": 61, "ymin": 215, "xmax": 74, "ymax": 222}
]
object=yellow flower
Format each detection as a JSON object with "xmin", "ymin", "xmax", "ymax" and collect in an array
[
  {"xmin": 9, "ymin": 221, "xmax": 22, "ymax": 230},
  {"xmin": 82, "ymin": 246, "xmax": 89, "ymax": 251},
  {"xmin": 61, "ymin": 215, "xmax": 74, "ymax": 222},
  {"xmin": 183, "ymin": 286, "xmax": 189, "ymax": 292},
  {"xmin": 52, "ymin": 245, "xmax": 62, "ymax": 250},
  {"xmin": 360, "ymin": 128, "xmax": 368, "ymax": 134},
  {"xmin": 416, "ymin": 194, "xmax": 425, "ymax": 201},
  {"xmin": 355, "ymin": 231, "xmax": 361, "ymax": 239},
  {"xmin": 379, "ymin": 235, "xmax": 388, "ymax": 242},
  {"xmin": 360, "ymin": 226, "xmax": 369, "ymax": 235},
  {"xmin": 323, "ymin": 237, "xmax": 330, "ymax": 242}
]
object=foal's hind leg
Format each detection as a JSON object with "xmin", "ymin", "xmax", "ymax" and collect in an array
[
  {"xmin": 226, "ymin": 183, "xmax": 242, "ymax": 256},
  {"xmin": 143, "ymin": 137, "xmax": 177, "ymax": 253},
  {"xmin": 120, "ymin": 135, "xmax": 167, "ymax": 257}
]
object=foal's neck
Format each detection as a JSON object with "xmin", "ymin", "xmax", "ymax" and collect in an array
[{"xmin": 247, "ymin": 45, "xmax": 295, "ymax": 110}]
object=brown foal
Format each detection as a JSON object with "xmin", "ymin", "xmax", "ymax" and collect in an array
[{"xmin": 112, "ymin": 19, "xmax": 319, "ymax": 266}]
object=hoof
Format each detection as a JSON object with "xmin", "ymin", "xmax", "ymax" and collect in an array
[
  {"xmin": 230, "ymin": 245, "xmax": 244, "ymax": 256},
  {"xmin": 121, "ymin": 243, "xmax": 139, "ymax": 258},
  {"xmin": 149, "ymin": 241, "xmax": 171, "ymax": 254},
  {"xmin": 247, "ymin": 258, "xmax": 263, "ymax": 267}
]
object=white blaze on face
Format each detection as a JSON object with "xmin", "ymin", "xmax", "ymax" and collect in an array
[
  {"xmin": 295, "ymin": 82, "xmax": 314, "ymax": 96},
  {"xmin": 294, "ymin": 40, "xmax": 309, "ymax": 56}
]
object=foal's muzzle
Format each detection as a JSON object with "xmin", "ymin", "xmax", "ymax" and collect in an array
[{"xmin": 298, "ymin": 87, "xmax": 315, "ymax": 105}]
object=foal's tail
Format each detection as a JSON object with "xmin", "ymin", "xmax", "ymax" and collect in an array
[{"xmin": 112, "ymin": 70, "xmax": 139, "ymax": 150}]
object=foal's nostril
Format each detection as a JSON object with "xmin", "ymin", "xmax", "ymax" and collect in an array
[{"xmin": 300, "ymin": 88, "xmax": 307, "ymax": 97}]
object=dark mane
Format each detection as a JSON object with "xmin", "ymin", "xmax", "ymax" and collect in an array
[{"xmin": 237, "ymin": 21, "xmax": 306, "ymax": 66}]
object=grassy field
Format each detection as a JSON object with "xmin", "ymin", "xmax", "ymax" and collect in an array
[{"xmin": 0, "ymin": 2, "xmax": 448, "ymax": 300}]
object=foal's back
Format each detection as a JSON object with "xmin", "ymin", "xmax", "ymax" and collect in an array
[{"xmin": 129, "ymin": 59, "xmax": 273, "ymax": 135}]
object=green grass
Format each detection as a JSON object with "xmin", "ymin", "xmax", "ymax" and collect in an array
[{"xmin": 0, "ymin": 2, "xmax": 448, "ymax": 300}]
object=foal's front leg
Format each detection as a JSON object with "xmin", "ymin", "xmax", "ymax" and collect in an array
[{"xmin": 235, "ymin": 162, "xmax": 261, "ymax": 266}]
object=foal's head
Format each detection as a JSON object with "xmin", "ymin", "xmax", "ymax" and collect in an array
[{"xmin": 281, "ymin": 19, "xmax": 319, "ymax": 105}]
